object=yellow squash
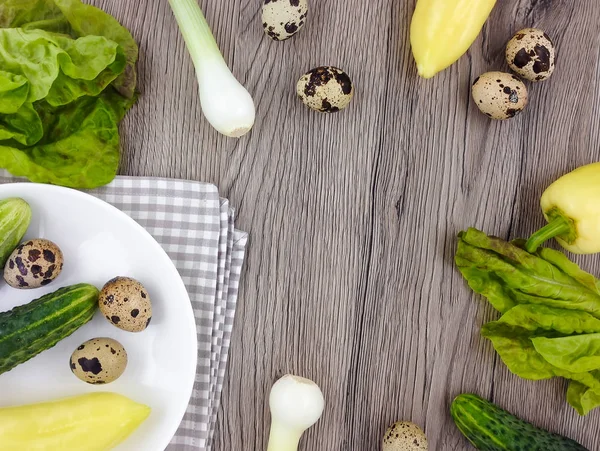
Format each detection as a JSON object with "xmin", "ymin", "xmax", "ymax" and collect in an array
[
  {"xmin": 0, "ymin": 392, "xmax": 151, "ymax": 451},
  {"xmin": 526, "ymin": 162, "xmax": 600, "ymax": 254},
  {"xmin": 410, "ymin": 0, "xmax": 497, "ymax": 78}
]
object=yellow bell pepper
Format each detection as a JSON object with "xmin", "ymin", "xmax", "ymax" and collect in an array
[
  {"xmin": 410, "ymin": 0, "xmax": 497, "ymax": 78},
  {"xmin": 0, "ymin": 392, "xmax": 151, "ymax": 450},
  {"xmin": 526, "ymin": 162, "xmax": 600, "ymax": 254}
]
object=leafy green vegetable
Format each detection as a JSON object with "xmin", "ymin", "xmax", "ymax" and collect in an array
[
  {"xmin": 0, "ymin": 0, "xmax": 138, "ymax": 188},
  {"xmin": 533, "ymin": 334, "xmax": 600, "ymax": 373},
  {"xmin": 457, "ymin": 227, "xmax": 600, "ymax": 415},
  {"xmin": 0, "ymin": 29, "xmax": 125, "ymax": 105},
  {"xmin": 485, "ymin": 304, "xmax": 600, "ymax": 336},
  {"xmin": 568, "ymin": 380, "xmax": 600, "ymax": 415},
  {"xmin": 52, "ymin": 0, "xmax": 138, "ymax": 98},
  {"xmin": 458, "ymin": 228, "xmax": 600, "ymax": 317}
]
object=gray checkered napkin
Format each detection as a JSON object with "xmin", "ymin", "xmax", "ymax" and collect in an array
[{"xmin": 0, "ymin": 172, "xmax": 248, "ymax": 451}]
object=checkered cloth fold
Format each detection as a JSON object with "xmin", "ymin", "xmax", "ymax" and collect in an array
[{"xmin": 0, "ymin": 172, "xmax": 247, "ymax": 450}]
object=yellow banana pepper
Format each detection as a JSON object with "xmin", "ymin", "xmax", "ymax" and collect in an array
[
  {"xmin": 410, "ymin": 0, "xmax": 497, "ymax": 78},
  {"xmin": 526, "ymin": 162, "xmax": 600, "ymax": 254},
  {"xmin": 0, "ymin": 392, "xmax": 150, "ymax": 450}
]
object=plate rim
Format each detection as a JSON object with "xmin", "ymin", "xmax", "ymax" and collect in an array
[{"xmin": 0, "ymin": 182, "xmax": 198, "ymax": 450}]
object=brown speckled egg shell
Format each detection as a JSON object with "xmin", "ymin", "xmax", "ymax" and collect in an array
[
  {"xmin": 472, "ymin": 72, "xmax": 528, "ymax": 120},
  {"xmin": 506, "ymin": 28, "xmax": 555, "ymax": 82},
  {"xmin": 99, "ymin": 277, "xmax": 152, "ymax": 332},
  {"xmin": 70, "ymin": 337, "xmax": 127, "ymax": 385},
  {"xmin": 262, "ymin": 0, "xmax": 308, "ymax": 41},
  {"xmin": 296, "ymin": 66, "xmax": 354, "ymax": 113},
  {"xmin": 3, "ymin": 239, "xmax": 64, "ymax": 289},
  {"xmin": 382, "ymin": 422, "xmax": 428, "ymax": 450}
]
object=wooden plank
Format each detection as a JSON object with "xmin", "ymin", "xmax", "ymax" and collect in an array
[
  {"xmin": 348, "ymin": 0, "xmax": 600, "ymax": 449},
  {"xmin": 213, "ymin": 0, "xmax": 394, "ymax": 449},
  {"xmin": 90, "ymin": 0, "xmax": 600, "ymax": 449}
]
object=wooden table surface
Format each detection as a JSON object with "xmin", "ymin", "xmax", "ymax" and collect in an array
[{"xmin": 93, "ymin": 0, "xmax": 600, "ymax": 449}]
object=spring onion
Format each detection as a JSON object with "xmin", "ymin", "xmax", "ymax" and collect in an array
[
  {"xmin": 267, "ymin": 374, "xmax": 325, "ymax": 451},
  {"xmin": 167, "ymin": 0, "xmax": 255, "ymax": 137}
]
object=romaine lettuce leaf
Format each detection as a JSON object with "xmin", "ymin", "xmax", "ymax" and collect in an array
[
  {"xmin": 567, "ymin": 381, "xmax": 600, "ymax": 416},
  {"xmin": 457, "ymin": 229, "xmax": 600, "ymax": 318},
  {"xmin": 457, "ymin": 228, "xmax": 600, "ymax": 415},
  {"xmin": 533, "ymin": 334, "xmax": 600, "ymax": 373}
]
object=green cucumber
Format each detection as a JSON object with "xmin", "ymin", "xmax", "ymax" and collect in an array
[
  {"xmin": 0, "ymin": 284, "xmax": 99, "ymax": 375},
  {"xmin": 451, "ymin": 394, "xmax": 588, "ymax": 451},
  {"xmin": 0, "ymin": 198, "xmax": 32, "ymax": 268}
]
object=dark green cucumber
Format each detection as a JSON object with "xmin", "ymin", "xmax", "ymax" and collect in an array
[
  {"xmin": 451, "ymin": 394, "xmax": 588, "ymax": 451},
  {"xmin": 0, "ymin": 198, "xmax": 32, "ymax": 268},
  {"xmin": 0, "ymin": 284, "xmax": 99, "ymax": 375}
]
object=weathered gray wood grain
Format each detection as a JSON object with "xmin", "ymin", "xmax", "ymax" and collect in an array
[{"xmin": 92, "ymin": 0, "xmax": 600, "ymax": 449}]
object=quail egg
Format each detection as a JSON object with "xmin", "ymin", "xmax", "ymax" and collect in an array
[
  {"xmin": 100, "ymin": 277, "xmax": 152, "ymax": 332},
  {"xmin": 70, "ymin": 337, "xmax": 127, "ymax": 385},
  {"xmin": 382, "ymin": 421, "xmax": 428, "ymax": 450},
  {"xmin": 3, "ymin": 239, "xmax": 64, "ymax": 289},
  {"xmin": 472, "ymin": 72, "xmax": 528, "ymax": 120},
  {"xmin": 262, "ymin": 0, "xmax": 308, "ymax": 41},
  {"xmin": 296, "ymin": 66, "xmax": 354, "ymax": 113},
  {"xmin": 506, "ymin": 28, "xmax": 555, "ymax": 82}
]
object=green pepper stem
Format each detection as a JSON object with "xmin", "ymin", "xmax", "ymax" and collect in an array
[{"xmin": 525, "ymin": 217, "xmax": 572, "ymax": 253}]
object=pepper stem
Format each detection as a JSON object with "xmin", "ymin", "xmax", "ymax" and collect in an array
[{"xmin": 525, "ymin": 216, "xmax": 572, "ymax": 253}]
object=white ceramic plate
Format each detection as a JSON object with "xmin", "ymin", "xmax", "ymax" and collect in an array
[{"xmin": 0, "ymin": 183, "xmax": 197, "ymax": 450}]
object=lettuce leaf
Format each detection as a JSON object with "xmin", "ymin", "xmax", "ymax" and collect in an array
[
  {"xmin": 0, "ymin": 93, "xmax": 123, "ymax": 188},
  {"xmin": 0, "ymin": 29, "xmax": 125, "ymax": 106},
  {"xmin": 0, "ymin": 0, "xmax": 137, "ymax": 188},
  {"xmin": 567, "ymin": 381, "xmax": 600, "ymax": 416},
  {"xmin": 481, "ymin": 306, "xmax": 600, "ymax": 414},
  {"xmin": 457, "ymin": 228, "xmax": 600, "ymax": 415},
  {"xmin": 52, "ymin": 0, "xmax": 138, "ymax": 98},
  {"xmin": 457, "ymin": 228, "xmax": 600, "ymax": 317},
  {"xmin": 532, "ymin": 334, "xmax": 600, "ymax": 373},
  {"xmin": 481, "ymin": 305, "xmax": 600, "ymax": 378}
]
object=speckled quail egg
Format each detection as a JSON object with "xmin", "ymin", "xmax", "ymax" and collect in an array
[
  {"xmin": 70, "ymin": 337, "xmax": 127, "ymax": 385},
  {"xmin": 3, "ymin": 239, "xmax": 64, "ymax": 289},
  {"xmin": 382, "ymin": 422, "xmax": 428, "ymax": 450},
  {"xmin": 262, "ymin": 0, "xmax": 308, "ymax": 41},
  {"xmin": 99, "ymin": 277, "xmax": 152, "ymax": 332},
  {"xmin": 506, "ymin": 28, "xmax": 555, "ymax": 82},
  {"xmin": 472, "ymin": 72, "xmax": 528, "ymax": 120},
  {"xmin": 296, "ymin": 66, "xmax": 354, "ymax": 113}
]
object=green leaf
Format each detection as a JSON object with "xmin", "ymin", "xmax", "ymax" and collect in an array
[
  {"xmin": 0, "ymin": 103, "xmax": 43, "ymax": 146},
  {"xmin": 532, "ymin": 334, "xmax": 600, "ymax": 373},
  {"xmin": 491, "ymin": 304, "xmax": 600, "ymax": 336},
  {"xmin": 0, "ymin": 70, "xmax": 29, "ymax": 114},
  {"xmin": 567, "ymin": 381, "xmax": 600, "ymax": 416},
  {"xmin": 0, "ymin": 0, "xmax": 139, "ymax": 97},
  {"xmin": 480, "ymin": 328, "xmax": 559, "ymax": 380},
  {"xmin": 0, "ymin": 29, "xmax": 125, "ymax": 107},
  {"xmin": 0, "ymin": 0, "xmax": 138, "ymax": 188},
  {"xmin": 456, "ymin": 228, "xmax": 600, "ymax": 318},
  {"xmin": 0, "ymin": 94, "xmax": 121, "ymax": 188},
  {"xmin": 456, "ymin": 241, "xmax": 516, "ymax": 313},
  {"xmin": 482, "ymin": 305, "xmax": 600, "ymax": 380},
  {"xmin": 482, "ymin": 320, "xmax": 600, "ymax": 405},
  {"xmin": 53, "ymin": 0, "xmax": 138, "ymax": 98},
  {"xmin": 535, "ymin": 246, "xmax": 600, "ymax": 294},
  {"xmin": 0, "ymin": 0, "xmax": 65, "ymax": 29},
  {"xmin": 457, "ymin": 228, "xmax": 600, "ymax": 415}
]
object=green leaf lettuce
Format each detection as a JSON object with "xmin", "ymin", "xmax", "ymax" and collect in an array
[
  {"xmin": 457, "ymin": 227, "xmax": 600, "ymax": 415},
  {"xmin": 0, "ymin": 0, "xmax": 138, "ymax": 188}
]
